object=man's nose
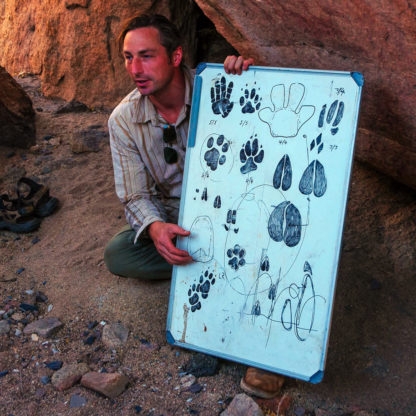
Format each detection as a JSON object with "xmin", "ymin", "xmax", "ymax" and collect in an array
[{"xmin": 132, "ymin": 58, "xmax": 143, "ymax": 75}]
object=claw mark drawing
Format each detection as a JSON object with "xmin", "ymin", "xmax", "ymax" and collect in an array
[
  {"xmin": 213, "ymin": 195, "xmax": 221, "ymax": 208},
  {"xmin": 273, "ymin": 154, "xmax": 292, "ymax": 191},
  {"xmin": 204, "ymin": 134, "xmax": 229, "ymax": 171},
  {"xmin": 310, "ymin": 133, "xmax": 324, "ymax": 154},
  {"xmin": 259, "ymin": 83, "xmax": 315, "ymax": 137},
  {"xmin": 318, "ymin": 100, "xmax": 344, "ymax": 135},
  {"xmin": 188, "ymin": 269, "xmax": 217, "ymax": 312},
  {"xmin": 211, "ymin": 76, "xmax": 234, "ymax": 118},
  {"xmin": 268, "ymin": 201, "xmax": 302, "ymax": 247},
  {"xmin": 240, "ymin": 135, "xmax": 265, "ymax": 174},
  {"xmin": 299, "ymin": 160, "xmax": 327, "ymax": 197},
  {"xmin": 240, "ymin": 83, "xmax": 262, "ymax": 114},
  {"xmin": 227, "ymin": 244, "xmax": 246, "ymax": 270}
]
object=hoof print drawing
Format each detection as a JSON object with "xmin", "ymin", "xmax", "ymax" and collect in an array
[
  {"xmin": 273, "ymin": 154, "xmax": 292, "ymax": 191},
  {"xmin": 299, "ymin": 160, "xmax": 327, "ymax": 197},
  {"xmin": 227, "ymin": 244, "xmax": 246, "ymax": 270},
  {"xmin": 240, "ymin": 135, "xmax": 264, "ymax": 174},
  {"xmin": 310, "ymin": 133, "xmax": 323, "ymax": 154},
  {"xmin": 213, "ymin": 195, "xmax": 221, "ymax": 208},
  {"xmin": 204, "ymin": 134, "xmax": 229, "ymax": 171},
  {"xmin": 260, "ymin": 255, "xmax": 270, "ymax": 272},
  {"xmin": 259, "ymin": 83, "xmax": 315, "ymax": 137},
  {"xmin": 188, "ymin": 270, "xmax": 216, "ymax": 312},
  {"xmin": 201, "ymin": 187, "xmax": 208, "ymax": 201},
  {"xmin": 268, "ymin": 201, "xmax": 302, "ymax": 247},
  {"xmin": 252, "ymin": 300, "xmax": 261, "ymax": 316},
  {"xmin": 318, "ymin": 100, "xmax": 344, "ymax": 135},
  {"xmin": 240, "ymin": 84, "xmax": 261, "ymax": 114},
  {"xmin": 268, "ymin": 283, "xmax": 277, "ymax": 300},
  {"xmin": 227, "ymin": 209, "xmax": 237, "ymax": 224},
  {"xmin": 211, "ymin": 76, "xmax": 234, "ymax": 118}
]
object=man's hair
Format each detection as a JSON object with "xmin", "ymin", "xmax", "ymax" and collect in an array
[{"xmin": 117, "ymin": 14, "xmax": 182, "ymax": 57}]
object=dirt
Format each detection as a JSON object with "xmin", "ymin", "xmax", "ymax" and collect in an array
[{"xmin": 0, "ymin": 75, "xmax": 415, "ymax": 416}]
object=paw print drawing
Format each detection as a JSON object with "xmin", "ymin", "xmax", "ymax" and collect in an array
[
  {"xmin": 188, "ymin": 269, "xmax": 216, "ymax": 312},
  {"xmin": 259, "ymin": 83, "xmax": 315, "ymax": 138},
  {"xmin": 240, "ymin": 84, "xmax": 261, "ymax": 114},
  {"xmin": 211, "ymin": 76, "xmax": 234, "ymax": 118},
  {"xmin": 227, "ymin": 244, "xmax": 246, "ymax": 270},
  {"xmin": 204, "ymin": 134, "xmax": 229, "ymax": 171},
  {"xmin": 240, "ymin": 135, "xmax": 264, "ymax": 174},
  {"xmin": 318, "ymin": 100, "xmax": 344, "ymax": 135}
]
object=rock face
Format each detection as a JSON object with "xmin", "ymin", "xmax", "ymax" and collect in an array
[
  {"xmin": 0, "ymin": 66, "xmax": 36, "ymax": 148},
  {"xmin": 193, "ymin": 0, "xmax": 416, "ymax": 190}
]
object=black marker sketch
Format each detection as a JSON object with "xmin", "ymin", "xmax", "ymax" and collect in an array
[
  {"xmin": 240, "ymin": 83, "xmax": 262, "ymax": 113},
  {"xmin": 187, "ymin": 216, "xmax": 214, "ymax": 263},
  {"xmin": 188, "ymin": 269, "xmax": 217, "ymax": 312},
  {"xmin": 252, "ymin": 300, "xmax": 261, "ymax": 316},
  {"xmin": 211, "ymin": 76, "xmax": 234, "ymax": 118},
  {"xmin": 259, "ymin": 83, "xmax": 315, "ymax": 137},
  {"xmin": 268, "ymin": 201, "xmax": 302, "ymax": 247},
  {"xmin": 201, "ymin": 187, "xmax": 208, "ymax": 201},
  {"xmin": 227, "ymin": 244, "xmax": 246, "ymax": 270},
  {"xmin": 260, "ymin": 253, "xmax": 270, "ymax": 272},
  {"xmin": 273, "ymin": 154, "xmax": 292, "ymax": 191},
  {"xmin": 213, "ymin": 195, "xmax": 221, "ymax": 208},
  {"xmin": 318, "ymin": 100, "xmax": 344, "ymax": 135},
  {"xmin": 299, "ymin": 160, "xmax": 327, "ymax": 197},
  {"xmin": 240, "ymin": 135, "xmax": 264, "ymax": 174},
  {"xmin": 204, "ymin": 134, "xmax": 229, "ymax": 171},
  {"xmin": 227, "ymin": 209, "xmax": 237, "ymax": 224},
  {"xmin": 310, "ymin": 133, "xmax": 324, "ymax": 154}
]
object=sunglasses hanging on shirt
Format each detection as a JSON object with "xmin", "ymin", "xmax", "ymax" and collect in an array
[{"xmin": 162, "ymin": 125, "xmax": 178, "ymax": 164}]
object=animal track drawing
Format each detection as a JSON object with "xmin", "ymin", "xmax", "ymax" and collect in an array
[
  {"xmin": 240, "ymin": 135, "xmax": 264, "ymax": 174},
  {"xmin": 213, "ymin": 195, "xmax": 221, "ymax": 208},
  {"xmin": 188, "ymin": 269, "xmax": 216, "ymax": 312},
  {"xmin": 299, "ymin": 160, "xmax": 327, "ymax": 197},
  {"xmin": 259, "ymin": 83, "xmax": 315, "ymax": 137},
  {"xmin": 318, "ymin": 100, "xmax": 344, "ymax": 135},
  {"xmin": 310, "ymin": 133, "xmax": 324, "ymax": 154},
  {"xmin": 268, "ymin": 201, "xmax": 302, "ymax": 247},
  {"xmin": 227, "ymin": 244, "xmax": 246, "ymax": 270},
  {"xmin": 204, "ymin": 134, "xmax": 229, "ymax": 171},
  {"xmin": 240, "ymin": 84, "xmax": 261, "ymax": 113},
  {"xmin": 273, "ymin": 154, "xmax": 292, "ymax": 191},
  {"xmin": 211, "ymin": 76, "xmax": 234, "ymax": 118},
  {"xmin": 260, "ymin": 255, "xmax": 270, "ymax": 272}
]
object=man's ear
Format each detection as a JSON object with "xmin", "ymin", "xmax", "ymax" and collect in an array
[{"xmin": 171, "ymin": 46, "xmax": 183, "ymax": 67}]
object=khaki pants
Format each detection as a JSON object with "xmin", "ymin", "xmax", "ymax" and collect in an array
[{"xmin": 104, "ymin": 225, "xmax": 172, "ymax": 280}]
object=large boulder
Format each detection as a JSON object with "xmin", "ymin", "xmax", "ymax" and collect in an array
[
  {"xmin": 194, "ymin": 0, "xmax": 416, "ymax": 190},
  {"xmin": 0, "ymin": 66, "xmax": 36, "ymax": 148}
]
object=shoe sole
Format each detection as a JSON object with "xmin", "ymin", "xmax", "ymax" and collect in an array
[{"xmin": 0, "ymin": 217, "xmax": 41, "ymax": 233}]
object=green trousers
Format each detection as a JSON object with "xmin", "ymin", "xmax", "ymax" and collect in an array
[{"xmin": 104, "ymin": 225, "xmax": 172, "ymax": 280}]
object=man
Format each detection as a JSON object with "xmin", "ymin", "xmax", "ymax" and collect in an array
[{"xmin": 104, "ymin": 13, "xmax": 283, "ymax": 399}]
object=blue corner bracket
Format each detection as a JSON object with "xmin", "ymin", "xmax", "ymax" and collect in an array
[
  {"xmin": 309, "ymin": 370, "xmax": 324, "ymax": 384},
  {"xmin": 166, "ymin": 330, "xmax": 175, "ymax": 345},
  {"xmin": 351, "ymin": 72, "xmax": 364, "ymax": 86},
  {"xmin": 196, "ymin": 62, "xmax": 207, "ymax": 75},
  {"xmin": 187, "ymin": 75, "xmax": 202, "ymax": 148}
]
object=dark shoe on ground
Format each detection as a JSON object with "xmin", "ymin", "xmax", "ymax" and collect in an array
[
  {"xmin": 240, "ymin": 367, "xmax": 284, "ymax": 399},
  {"xmin": 16, "ymin": 177, "xmax": 59, "ymax": 217},
  {"xmin": 0, "ymin": 210, "xmax": 41, "ymax": 233}
]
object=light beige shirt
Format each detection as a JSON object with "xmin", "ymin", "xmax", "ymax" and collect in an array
[{"xmin": 108, "ymin": 66, "xmax": 195, "ymax": 240}]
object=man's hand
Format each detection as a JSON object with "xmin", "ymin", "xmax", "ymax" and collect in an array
[
  {"xmin": 224, "ymin": 55, "xmax": 254, "ymax": 75},
  {"xmin": 148, "ymin": 221, "xmax": 193, "ymax": 265}
]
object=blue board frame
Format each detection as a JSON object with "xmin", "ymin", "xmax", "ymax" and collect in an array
[{"xmin": 167, "ymin": 64, "xmax": 363, "ymax": 383}]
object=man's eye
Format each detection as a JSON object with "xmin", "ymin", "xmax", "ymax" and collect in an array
[{"xmin": 125, "ymin": 56, "xmax": 132, "ymax": 62}]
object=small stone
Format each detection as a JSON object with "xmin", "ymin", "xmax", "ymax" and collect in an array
[
  {"xmin": 183, "ymin": 353, "xmax": 219, "ymax": 377},
  {"xmin": 0, "ymin": 370, "xmax": 9, "ymax": 377},
  {"xmin": 52, "ymin": 362, "xmax": 90, "ymax": 391},
  {"xmin": 189, "ymin": 383, "xmax": 203, "ymax": 393},
  {"xmin": 31, "ymin": 236, "xmax": 40, "ymax": 245},
  {"xmin": 69, "ymin": 393, "xmax": 87, "ymax": 408},
  {"xmin": 0, "ymin": 321, "xmax": 10, "ymax": 335},
  {"xmin": 19, "ymin": 303, "xmax": 38, "ymax": 312},
  {"xmin": 31, "ymin": 334, "xmax": 39, "ymax": 342},
  {"xmin": 45, "ymin": 361, "xmax": 63, "ymax": 370},
  {"xmin": 36, "ymin": 292, "xmax": 48, "ymax": 303},
  {"xmin": 180, "ymin": 374, "xmax": 196, "ymax": 390},
  {"xmin": 15, "ymin": 329, "xmax": 22, "ymax": 337},
  {"xmin": 221, "ymin": 393, "xmax": 263, "ymax": 416},
  {"xmin": 81, "ymin": 371, "xmax": 129, "ymax": 399},
  {"xmin": 11, "ymin": 313, "xmax": 24, "ymax": 321},
  {"xmin": 84, "ymin": 335, "xmax": 96, "ymax": 345},
  {"xmin": 42, "ymin": 135, "xmax": 54, "ymax": 141},
  {"xmin": 25, "ymin": 290, "xmax": 34, "ymax": 295},
  {"xmin": 47, "ymin": 304, "xmax": 53, "ymax": 313},
  {"xmin": 102, "ymin": 323, "xmax": 129, "ymax": 349},
  {"xmin": 134, "ymin": 405, "xmax": 142, "ymax": 413},
  {"xmin": 87, "ymin": 320, "xmax": 98, "ymax": 330},
  {"xmin": 40, "ymin": 375, "xmax": 51, "ymax": 385},
  {"xmin": 23, "ymin": 317, "xmax": 63, "ymax": 338},
  {"xmin": 16, "ymin": 268, "xmax": 25, "ymax": 274}
]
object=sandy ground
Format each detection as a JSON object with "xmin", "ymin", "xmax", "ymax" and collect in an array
[{"xmin": 0, "ymin": 75, "xmax": 415, "ymax": 415}]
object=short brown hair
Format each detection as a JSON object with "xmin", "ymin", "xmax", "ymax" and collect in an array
[{"xmin": 117, "ymin": 14, "xmax": 182, "ymax": 57}]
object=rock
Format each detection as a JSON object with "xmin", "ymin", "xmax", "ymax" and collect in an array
[
  {"xmin": 70, "ymin": 130, "xmax": 105, "ymax": 153},
  {"xmin": 102, "ymin": 322, "xmax": 129, "ymax": 349},
  {"xmin": 11, "ymin": 313, "xmax": 25, "ymax": 321},
  {"xmin": 69, "ymin": 393, "xmax": 87, "ymax": 408},
  {"xmin": 31, "ymin": 334, "xmax": 39, "ymax": 342},
  {"xmin": 51, "ymin": 362, "xmax": 90, "ymax": 391},
  {"xmin": 0, "ymin": 321, "xmax": 10, "ymax": 335},
  {"xmin": 55, "ymin": 99, "xmax": 89, "ymax": 113},
  {"xmin": 193, "ymin": 0, "xmax": 416, "ymax": 190},
  {"xmin": 180, "ymin": 374, "xmax": 196, "ymax": 390},
  {"xmin": 45, "ymin": 361, "xmax": 63, "ymax": 370},
  {"xmin": 188, "ymin": 383, "xmax": 203, "ymax": 393},
  {"xmin": 221, "ymin": 393, "xmax": 264, "ymax": 416},
  {"xmin": 81, "ymin": 371, "xmax": 129, "ymax": 399},
  {"xmin": 0, "ymin": 66, "xmax": 36, "ymax": 148},
  {"xmin": 23, "ymin": 317, "xmax": 63, "ymax": 337},
  {"xmin": 183, "ymin": 353, "xmax": 219, "ymax": 377},
  {"xmin": 19, "ymin": 303, "xmax": 38, "ymax": 312},
  {"xmin": 40, "ymin": 375, "xmax": 51, "ymax": 384}
]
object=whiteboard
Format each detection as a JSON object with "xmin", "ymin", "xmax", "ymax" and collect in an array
[{"xmin": 167, "ymin": 64, "xmax": 363, "ymax": 383}]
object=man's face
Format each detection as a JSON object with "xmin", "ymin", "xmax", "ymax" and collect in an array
[{"xmin": 123, "ymin": 26, "xmax": 180, "ymax": 97}]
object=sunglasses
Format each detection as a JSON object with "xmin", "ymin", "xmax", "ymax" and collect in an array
[{"xmin": 162, "ymin": 125, "xmax": 178, "ymax": 164}]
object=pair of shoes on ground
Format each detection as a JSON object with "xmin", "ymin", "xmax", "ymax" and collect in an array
[
  {"xmin": 0, "ymin": 177, "xmax": 59, "ymax": 233},
  {"xmin": 240, "ymin": 367, "xmax": 285, "ymax": 399}
]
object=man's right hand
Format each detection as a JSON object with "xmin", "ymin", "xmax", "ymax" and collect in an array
[{"xmin": 148, "ymin": 221, "xmax": 193, "ymax": 265}]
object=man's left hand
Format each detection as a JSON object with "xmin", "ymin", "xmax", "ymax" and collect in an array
[{"xmin": 224, "ymin": 56, "xmax": 254, "ymax": 75}]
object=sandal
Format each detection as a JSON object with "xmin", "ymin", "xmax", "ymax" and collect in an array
[
  {"xmin": 0, "ymin": 210, "xmax": 41, "ymax": 233},
  {"xmin": 16, "ymin": 177, "xmax": 59, "ymax": 217}
]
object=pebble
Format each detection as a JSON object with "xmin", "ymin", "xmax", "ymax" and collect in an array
[
  {"xmin": 0, "ymin": 321, "xmax": 10, "ymax": 335},
  {"xmin": 31, "ymin": 334, "xmax": 39, "ymax": 341},
  {"xmin": 81, "ymin": 371, "xmax": 129, "ymax": 399},
  {"xmin": 84, "ymin": 335, "xmax": 96, "ymax": 345},
  {"xmin": 16, "ymin": 268, "xmax": 25, "ymax": 275},
  {"xmin": 189, "ymin": 383, "xmax": 203, "ymax": 393},
  {"xmin": 134, "ymin": 405, "xmax": 142, "ymax": 413},
  {"xmin": 15, "ymin": 329, "xmax": 22, "ymax": 337},
  {"xmin": 0, "ymin": 370, "xmax": 9, "ymax": 377},
  {"xmin": 45, "ymin": 361, "xmax": 63, "ymax": 370},
  {"xmin": 180, "ymin": 374, "xmax": 196, "ymax": 390},
  {"xmin": 102, "ymin": 322, "xmax": 129, "ymax": 349},
  {"xmin": 52, "ymin": 362, "xmax": 90, "ymax": 391},
  {"xmin": 40, "ymin": 375, "xmax": 51, "ymax": 385},
  {"xmin": 69, "ymin": 393, "xmax": 87, "ymax": 408},
  {"xmin": 31, "ymin": 237, "xmax": 40, "ymax": 245},
  {"xmin": 36, "ymin": 292, "xmax": 48, "ymax": 303},
  {"xmin": 87, "ymin": 321, "xmax": 98, "ymax": 330},
  {"xmin": 23, "ymin": 317, "xmax": 63, "ymax": 338},
  {"xmin": 19, "ymin": 303, "xmax": 38, "ymax": 312},
  {"xmin": 183, "ymin": 353, "xmax": 219, "ymax": 377},
  {"xmin": 47, "ymin": 304, "xmax": 53, "ymax": 313},
  {"xmin": 220, "ymin": 394, "xmax": 264, "ymax": 416}
]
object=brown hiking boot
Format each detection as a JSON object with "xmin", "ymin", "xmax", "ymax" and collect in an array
[{"xmin": 240, "ymin": 367, "xmax": 284, "ymax": 399}]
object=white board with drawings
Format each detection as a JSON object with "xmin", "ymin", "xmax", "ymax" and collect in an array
[{"xmin": 166, "ymin": 64, "xmax": 363, "ymax": 383}]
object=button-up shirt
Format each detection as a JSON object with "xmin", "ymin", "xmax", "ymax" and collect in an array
[{"xmin": 108, "ymin": 66, "xmax": 195, "ymax": 241}]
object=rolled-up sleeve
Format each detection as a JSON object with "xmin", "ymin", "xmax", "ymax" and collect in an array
[{"xmin": 108, "ymin": 112, "xmax": 167, "ymax": 240}]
